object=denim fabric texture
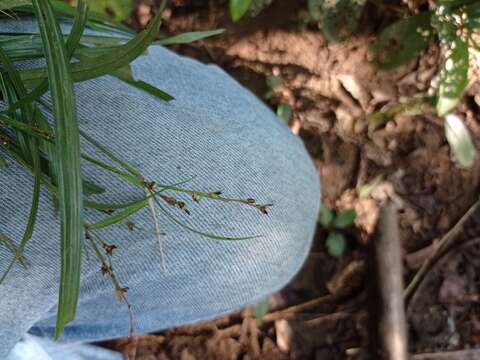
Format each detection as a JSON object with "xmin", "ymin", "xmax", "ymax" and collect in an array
[{"xmin": 1, "ymin": 18, "xmax": 320, "ymax": 359}]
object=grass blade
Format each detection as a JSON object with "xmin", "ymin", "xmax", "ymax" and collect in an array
[
  {"xmin": 0, "ymin": 0, "xmax": 31, "ymax": 11},
  {"xmin": 20, "ymin": 11, "xmax": 163, "ymax": 88},
  {"xmin": 8, "ymin": 0, "xmax": 89, "ymax": 112},
  {"xmin": 0, "ymin": 48, "xmax": 41, "ymax": 284},
  {"xmin": 32, "ymin": 0, "xmax": 84, "ymax": 339},
  {"xmin": 88, "ymin": 199, "xmax": 149, "ymax": 230},
  {"xmin": 0, "ymin": 233, "xmax": 29, "ymax": 268},
  {"xmin": 156, "ymin": 29, "xmax": 225, "ymax": 45},
  {"xmin": 113, "ymin": 73, "xmax": 174, "ymax": 102}
]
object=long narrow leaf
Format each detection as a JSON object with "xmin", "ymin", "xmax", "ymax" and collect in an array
[
  {"xmin": 8, "ymin": 0, "xmax": 89, "ymax": 113},
  {"xmin": 88, "ymin": 199, "xmax": 149, "ymax": 230},
  {"xmin": 20, "ymin": 12, "xmax": 163, "ymax": 88},
  {"xmin": 156, "ymin": 29, "xmax": 225, "ymax": 45},
  {"xmin": 0, "ymin": 48, "xmax": 41, "ymax": 284},
  {"xmin": 32, "ymin": 0, "xmax": 84, "ymax": 339},
  {"xmin": 0, "ymin": 0, "xmax": 31, "ymax": 11}
]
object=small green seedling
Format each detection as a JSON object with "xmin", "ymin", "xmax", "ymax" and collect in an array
[
  {"xmin": 0, "ymin": 0, "xmax": 270, "ymax": 339},
  {"xmin": 319, "ymin": 205, "xmax": 357, "ymax": 258},
  {"xmin": 229, "ymin": 0, "xmax": 272, "ymax": 22},
  {"xmin": 276, "ymin": 102, "xmax": 293, "ymax": 124},
  {"xmin": 254, "ymin": 298, "xmax": 269, "ymax": 324},
  {"xmin": 264, "ymin": 74, "xmax": 293, "ymax": 124}
]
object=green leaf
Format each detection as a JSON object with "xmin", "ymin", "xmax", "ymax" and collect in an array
[
  {"xmin": 0, "ymin": 0, "xmax": 31, "ymax": 11},
  {"xmin": 85, "ymin": 0, "xmax": 133, "ymax": 21},
  {"xmin": 254, "ymin": 298, "xmax": 269, "ymax": 324},
  {"xmin": 319, "ymin": 204, "xmax": 334, "ymax": 228},
  {"xmin": 89, "ymin": 199, "xmax": 148, "ymax": 230},
  {"xmin": 332, "ymin": 208, "xmax": 356, "ymax": 229},
  {"xmin": 80, "ymin": 129, "xmax": 141, "ymax": 177},
  {"xmin": 436, "ymin": 38, "xmax": 469, "ymax": 116},
  {"xmin": 308, "ymin": 0, "xmax": 323, "ymax": 21},
  {"xmin": 320, "ymin": 0, "xmax": 366, "ymax": 42},
  {"xmin": 81, "ymin": 153, "xmax": 143, "ymax": 186},
  {"xmin": 51, "ymin": 0, "xmax": 134, "ymax": 34},
  {"xmin": 7, "ymin": 0, "xmax": 89, "ymax": 113},
  {"xmin": 326, "ymin": 232, "xmax": 347, "ymax": 257},
  {"xmin": 20, "ymin": 12, "xmax": 163, "ymax": 88},
  {"xmin": 113, "ymin": 70, "xmax": 174, "ymax": 102},
  {"xmin": 0, "ymin": 73, "xmax": 29, "ymax": 158},
  {"xmin": 0, "ymin": 233, "xmax": 29, "ymax": 268},
  {"xmin": 5, "ymin": 1, "xmax": 132, "ymax": 34},
  {"xmin": 0, "ymin": 113, "xmax": 52, "ymax": 142},
  {"xmin": 230, "ymin": 0, "xmax": 252, "ymax": 22},
  {"xmin": 444, "ymin": 113, "xmax": 476, "ymax": 167},
  {"xmin": 156, "ymin": 29, "xmax": 225, "ymax": 45},
  {"xmin": 83, "ymin": 179, "xmax": 105, "ymax": 196},
  {"xmin": 276, "ymin": 102, "xmax": 292, "ymax": 124},
  {"xmin": 465, "ymin": 2, "xmax": 480, "ymax": 29},
  {"xmin": 247, "ymin": 0, "xmax": 273, "ymax": 17},
  {"xmin": 372, "ymin": 12, "xmax": 433, "ymax": 69},
  {"xmin": 0, "ymin": 49, "xmax": 41, "ymax": 285},
  {"xmin": 32, "ymin": 0, "xmax": 84, "ymax": 339}
]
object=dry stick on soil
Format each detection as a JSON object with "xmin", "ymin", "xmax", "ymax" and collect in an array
[
  {"xmin": 404, "ymin": 197, "xmax": 480, "ymax": 302},
  {"xmin": 368, "ymin": 205, "xmax": 408, "ymax": 360},
  {"xmin": 260, "ymin": 291, "xmax": 349, "ymax": 323},
  {"xmin": 412, "ymin": 348, "xmax": 480, "ymax": 359}
]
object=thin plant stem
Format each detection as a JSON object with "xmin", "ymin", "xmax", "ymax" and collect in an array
[{"xmin": 404, "ymin": 197, "xmax": 480, "ymax": 302}]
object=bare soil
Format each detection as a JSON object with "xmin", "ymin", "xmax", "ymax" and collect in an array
[{"xmin": 101, "ymin": 0, "xmax": 480, "ymax": 358}]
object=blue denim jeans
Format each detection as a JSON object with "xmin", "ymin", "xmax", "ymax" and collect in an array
[{"xmin": 0, "ymin": 18, "xmax": 320, "ymax": 359}]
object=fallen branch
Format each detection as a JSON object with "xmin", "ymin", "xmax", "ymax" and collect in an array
[
  {"xmin": 368, "ymin": 205, "xmax": 408, "ymax": 360},
  {"xmin": 261, "ymin": 291, "xmax": 348, "ymax": 323}
]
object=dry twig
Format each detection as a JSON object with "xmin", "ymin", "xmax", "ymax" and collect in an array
[
  {"xmin": 412, "ymin": 349, "xmax": 480, "ymax": 359},
  {"xmin": 261, "ymin": 291, "xmax": 349, "ymax": 323},
  {"xmin": 404, "ymin": 197, "xmax": 480, "ymax": 302},
  {"xmin": 368, "ymin": 205, "xmax": 408, "ymax": 360}
]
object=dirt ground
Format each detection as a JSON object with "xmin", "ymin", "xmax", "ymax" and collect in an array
[{"xmin": 100, "ymin": 0, "xmax": 480, "ymax": 358}]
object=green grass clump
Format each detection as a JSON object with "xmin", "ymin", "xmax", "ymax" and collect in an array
[{"xmin": 0, "ymin": 0, "xmax": 270, "ymax": 339}]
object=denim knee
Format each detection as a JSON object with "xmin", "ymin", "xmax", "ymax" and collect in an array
[{"xmin": 2, "ymin": 43, "xmax": 321, "ymax": 348}]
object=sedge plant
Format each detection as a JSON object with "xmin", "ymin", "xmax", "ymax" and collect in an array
[{"xmin": 0, "ymin": 0, "xmax": 272, "ymax": 339}]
